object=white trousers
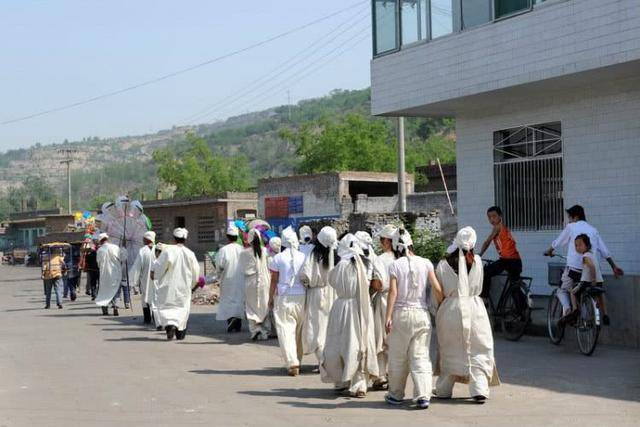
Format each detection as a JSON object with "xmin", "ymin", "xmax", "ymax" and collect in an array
[
  {"xmin": 273, "ymin": 294, "xmax": 305, "ymax": 368},
  {"xmin": 435, "ymin": 366, "xmax": 490, "ymax": 398},
  {"xmin": 387, "ymin": 309, "xmax": 433, "ymax": 401}
]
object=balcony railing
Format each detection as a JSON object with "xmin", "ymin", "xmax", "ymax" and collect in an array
[{"xmin": 373, "ymin": 0, "xmax": 549, "ymax": 56}]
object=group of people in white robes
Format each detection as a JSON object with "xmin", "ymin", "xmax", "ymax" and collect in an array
[
  {"xmin": 94, "ymin": 227, "xmax": 199, "ymax": 341},
  {"xmin": 213, "ymin": 221, "xmax": 499, "ymax": 408}
]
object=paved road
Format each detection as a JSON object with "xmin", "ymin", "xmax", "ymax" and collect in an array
[{"xmin": 1, "ymin": 265, "xmax": 639, "ymax": 427}]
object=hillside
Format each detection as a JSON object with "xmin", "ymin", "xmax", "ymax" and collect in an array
[{"xmin": 0, "ymin": 87, "xmax": 455, "ymax": 213}]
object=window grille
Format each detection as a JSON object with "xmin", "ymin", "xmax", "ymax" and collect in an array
[
  {"xmin": 493, "ymin": 122, "xmax": 563, "ymax": 231},
  {"xmin": 197, "ymin": 217, "xmax": 217, "ymax": 243}
]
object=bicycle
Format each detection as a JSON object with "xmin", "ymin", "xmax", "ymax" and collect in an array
[
  {"xmin": 546, "ymin": 254, "xmax": 603, "ymax": 356},
  {"xmin": 482, "ymin": 259, "xmax": 533, "ymax": 341}
]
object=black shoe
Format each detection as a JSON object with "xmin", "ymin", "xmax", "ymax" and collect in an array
[
  {"xmin": 101, "ymin": 306, "xmax": 109, "ymax": 315},
  {"xmin": 227, "ymin": 318, "xmax": 239, "ymax": 333},
  {"xmin": 233, "ymin": 318, "xmax": 242, "ymax": 332},
  {"xmin": 165, "ymin": 325, "xmax": 176, "ymax": 341},
  {"xmin": 124, "ymin": 303, "xmax": 130, "ymax": 309},
  {"xmin": 70, "ymin": 295, "xmax": 77, "ymax": 302},
  {"xmin": 156, "ymin": 325, "xmax": 163, "ymax": 331},
  {"xmin": 44, "ymin": 304, "xmax": 50, "ymax": 309},
  {"xmin": 113, "ymin": 307, "xmax": 119, "ymax": 316},
  {"xmin": 473, "ymin": 395, "xmax": 487, "ymax": 404},
  {"xmin": 142, "ymin": 307, "xmax": 152, "ymax": 324},
  {"xmin": 57, "ymin": 304, "xmax": 63, "ymax": 309},
  {"xmin": 176, "ymin": 329, "xmax": 187, "ymax": 341}
]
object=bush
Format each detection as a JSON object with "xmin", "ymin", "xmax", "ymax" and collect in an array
[{"xmin": 412, "ymin": 228, "xmax": 446, "ymax": 263}]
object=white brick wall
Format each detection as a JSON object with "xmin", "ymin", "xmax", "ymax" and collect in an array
[
  {"xmin": 371, "ymin": 0, "xmax": 640, "ymax": 115},
  {"xmin": 457, "ymin": 76, "xmax": 640, "ymax": 294}
]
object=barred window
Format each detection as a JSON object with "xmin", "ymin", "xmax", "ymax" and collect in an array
[
  {"xmin": 149, "ymin": 217, "xmax": 163, "ymax": 242},
  {"xmin": 493, "ymin": 122, "xmax": 563, "ymax": 231},
  {"xmin": 197, "ymin": 217, "xmax": 217, "ymax": 243}
]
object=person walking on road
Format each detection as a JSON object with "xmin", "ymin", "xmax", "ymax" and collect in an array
[
  {"xmin": 42, "ymin": 247, "xmax": 66, "ymax": 309},
  {"xmin": 215, "ymin": 224, "xmax": 246, "ymax": 333},
  {"xmin": 434, "ymin": 227, "xmax": 499, "ymax": 403},
  {"xmin": 95, "ymin": 233, "xmax": 126, "ymax": 316},
  {"xmin": 269, "ymin": 226, "xmax": 307, "ymax": 376},
  {"xmin": 131, "ymin": 231, "xmax": 156, "ymax": 324},
  {"xmin": 153, "ymin": 228, "xmax": 200, "ymax": 341}
]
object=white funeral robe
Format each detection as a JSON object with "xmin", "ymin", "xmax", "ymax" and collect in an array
[
  {"xmin": 322, "ymin": 258, "xmax": 379, "ymax": 386},
  {"xmin": 95, "ymin": 242, "xmax": 125, "ymax": 307},
  {"xmin": 299, "ymin": 243, "xmax": 315, "ymax": 259},
  {"xmin": 434, "ymin": 256, "xmax": 499, "ymax": 394},
  {"xmin": 372, "ymin": 251, "xmax": 394, "ymax": 370},
  {"xmin": 240, "ymin": 246, "xmax": 271, "ymax": 328},
  {"xmin": 300, "ymin": 255, "xmax": 336, "ymax": 361},
  {"xmin": 215, "ymin": 243, "xmax": 245, "ymax": 321},
  {"xmin": 130, "ymin": 245, "xmax": 156, "ymax": 308},
  {"xmin": 154, "ymin": 244, "xmax": 199, "ymax": 331}
]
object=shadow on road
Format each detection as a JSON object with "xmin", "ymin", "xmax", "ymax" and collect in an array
[{"xmin": 191, "ymin": 367, "xmax": 285, "ymax": 377}]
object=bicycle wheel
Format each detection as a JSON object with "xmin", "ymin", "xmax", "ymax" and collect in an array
[
  {"xmin": 576, "ymin": 294, "xmax": 600, "ymax": 356},
  {"xmin": 501, "ymin": 284, "xmax": 531, "ymax": 341},
  {"xmin": 547, "ymin": 289, "xmax": 564, "ymax": 345}
]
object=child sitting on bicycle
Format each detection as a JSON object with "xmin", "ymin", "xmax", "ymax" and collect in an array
[
  {"xmin": 479, "ymin": 206, "xmax": 522, "ymax": 299},
  {"xmin": 568, "ymin": 234, "xmax": 605, "ymax": 322}
]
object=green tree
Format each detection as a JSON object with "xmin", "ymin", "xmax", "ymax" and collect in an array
[
  {"xmin": 281, "ymin": 113, "xmax": 396, "ymax": 173},
  {"xmin": 152, "ymin": 133, "xmax": 251, "ymax": 198}
]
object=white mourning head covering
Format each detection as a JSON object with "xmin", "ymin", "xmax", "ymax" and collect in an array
[
  {"xmin": 98, "ymin": 232, "xmax": 109, "ymax": 242},
  {"xmin": 299, "ymin": 225, "xmax": 313, "ymax": 243},
  {"xmin": 379, "ymin": 224, "xmax": 398, "ymax": 240},
  {"xmin": 337, "ymin": 233, "xmax": 363, "ymax": 260},
  {"xmin": 173, "ymin": 228, "xmax": 188, "ymax": 239},
  {"xmin": 226, "ymin": 224, "xmax": 239, "ymax": 237},
  {"xmin": 269, "ymin": 237, "xmax": 281, "ymax": 253},
  {"xmin": 392, "ymin": 228, "xmax": 413, "ymax": 252},
  {"xmin": 143, "ymin": 231, "xmax": 156, "ymax": 244},
  {"xmin": 354, "ymin": 231, "xmax": 373, "ymax": 250},
  {"xmin": 317, "ymin": 226, "xmax": 338, "ymax": 249},
  {"xmin": 454, "ymin": 226, "xmax": 477, "ymax": 251},
  {"xmin": 281, "ymin": 226, "xmax": 299, "ymax": 250}
]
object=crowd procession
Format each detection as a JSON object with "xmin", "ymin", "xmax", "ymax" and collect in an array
[{"xmin": 38, "ymin": 203, "xmax": 624, "ymax": 410}]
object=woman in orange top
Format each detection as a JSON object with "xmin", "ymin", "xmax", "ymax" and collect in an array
[{"xmin": 478, "ymin": 206, "xmax": 522, "ymax": 298}]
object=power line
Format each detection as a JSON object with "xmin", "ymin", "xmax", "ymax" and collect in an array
[
  {"xmin": 182, "ymin": 5, "xmax": 370, "ymax": 125},
  {"xmin": 1, "ymin": 0, "xmax": 368, "ymax": 126},
  {"xmin": 201, "ymin": 24, "xmax": 371, "ymax": 123}
]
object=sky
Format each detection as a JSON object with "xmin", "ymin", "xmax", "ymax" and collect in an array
[{"xmin": 0, "ymin": 0, "xmax": 372, "ymax": 150}]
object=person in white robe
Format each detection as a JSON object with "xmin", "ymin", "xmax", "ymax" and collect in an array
[
  {"xmin": 215, "ymin": 224, "xmax": 246, "ymax": 333},
  {"xmin": 300, "ymin": 226, "xmax": 337, "ymax": 369},
  {"xmin": 370, "ymin": 224, "xmax": 397, "ymax": 389},
  {"xmin": 149, "ymin": 243, "xmax": 165, "ymax": 330},
  {"xmin": 298, "ymin": 225, "xmax": 315, "ymax": 259},
  {"xmin": 130, "ymin": 231, "xmax": 156, "ymax": 324},
  {"xmin": 269, "ymin": 226, "xmax": 307, "ymax": 376},
  {"xmin": 240, "ymin": 228, "xmax": 272, "ymax": 341},
  {"xmin": 154, "ymin": 228, "xmax": 199, "ymax": 341},
  {"xmin": 384, "ymin": 228, "xmax": 442, "ymax": 410},
  {"xmin": 95, "ymin": 233, "xmax": 126, "ymax": 316},
  {"xmin": 434, "ymin": 227, "xmax": 499, "ymax": 403},
  {"xmin": 321, "ymin": 234, "xmax": 379, "ymax": 398}
]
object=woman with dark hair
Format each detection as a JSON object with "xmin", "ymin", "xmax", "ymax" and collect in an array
[
  {"xmin": 384, "ymin": 228, "xmax": 442, "ymax": 409},
  {"xmin": 321, "ymin": 234, "xmax": 379, "ymax": 398},
  {"xmin": 434, "ymin": 227, "xmax": 499, "ymax": 403},
  {"xmin": 240, "ymin": 228, "xmax": 272, "ymax": 341},
  {"xmin": 300, "ymin": 226, "xmax": 338, "ymax": 369}
]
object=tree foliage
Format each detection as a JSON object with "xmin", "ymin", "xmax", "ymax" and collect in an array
[
  {"xmin": 152, "ymin": 133, "xmax": 251, "ymax": 198},
  {"xmin": 0, "ymin": 176, "xmax": 58, "ymax": 220}
]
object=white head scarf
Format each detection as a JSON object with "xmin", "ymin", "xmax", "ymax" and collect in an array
[
  {"xmin": 355, "ymin": 231, "xmax": 373, "ymax": 251},
  {"xmin": 98, "ymin": 232, "xmax": 109, "ymax": 242},
  {"xmin": 392, "ymin": 228, "xmax": 413, "ymax": 253},
  {"xmin": 392, "ymin": 228, "xmax": 418, "ymax": 289},
  {"xmin": 453, "ymin": 226, "xmax": 478, "ymax": 294},
  {"xmin": 173, "ymin": 227, "xmax": 188, "ymax": 239},
  {"xmin": 143, "ymin": 231, "xmax": 156, "ymax": 244},
  {"xmin": 317, "ymin": 226, "xmax": 338, "ymax": 269},
  {"xmin": 281, "ymin": 226, "xmax": 299, "ymax": 250},
  {"xmin": 379, "ymin": 224, "xmax": 397, "ymax": 240},
  {"xmin": 299, "ymin": 225, "xmax": 313, "ymax": 244},
  {"xmin": 269, "ymin": 237, "xmax": 281, "ymax": 254},
  {"xmin": 337, "ymin": 233, "xmax": 363, "ymax": 261},
  {"xmin": 226, "ymin": 224, "xmax": 239, "ymax": 237}
]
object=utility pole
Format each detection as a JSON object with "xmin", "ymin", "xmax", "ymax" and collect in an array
[
  {"xmin": 58, "ymin": 149, "xmax": 77, "ymax": 214},
  {"xmin": 287, "ymin": 90, "xmax": 292, "ymax": 121},
  {"xmin": 397, "ymin": 117, "xmax": 407, "ymax": 213}
]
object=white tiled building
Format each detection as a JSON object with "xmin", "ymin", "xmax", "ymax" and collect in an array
[{"xmin": 371, "ymin": 0, "xmax": 640, "ymax": 344}]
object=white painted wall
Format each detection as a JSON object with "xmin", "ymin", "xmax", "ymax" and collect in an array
[{"xmin": 457, "ymin": 77, "xmax": 640, "ymax": 294}]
